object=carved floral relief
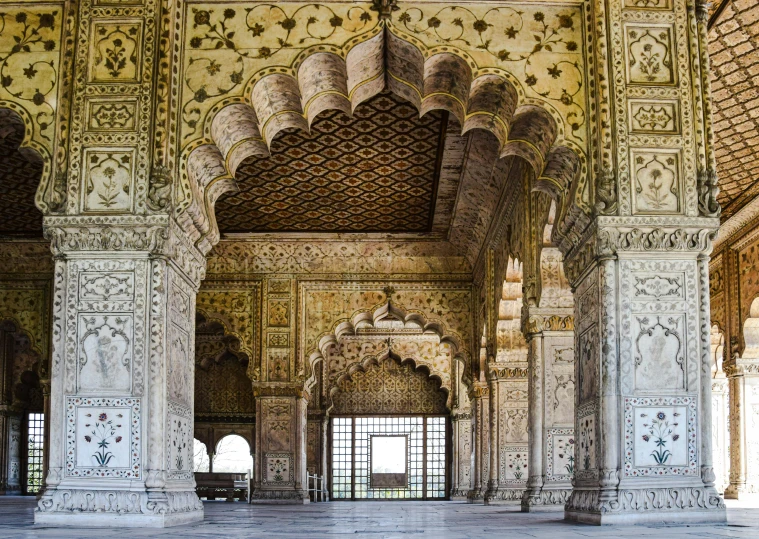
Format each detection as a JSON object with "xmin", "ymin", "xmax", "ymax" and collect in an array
[
  {"xmin": 81, "ymin": 149, "xmax": 135, "ymax": 213},
  {"xmin": 77, "ymin": 314, "xmax": 132, "ymax": 393},
  {"xmin": 631, "ymin": 150, "xmax": 681, "ymax": 214},
  {"xmin": 625, "ymin": 25, "xmax": 675, "ymax": 85},
  {"xmin": 88, "ymin": 20, "xmax": 142, "ymax": 83}
]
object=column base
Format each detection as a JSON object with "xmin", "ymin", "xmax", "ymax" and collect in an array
[
  {"xmin": 449, "ymin": 489, "xmax": 469, "ymax": 500},
  {"xmin": 34, "ymin": 489, "xmax": 204, "ymax": 528},
  {"xmin": 484, "ymin": 487, "xmax": 525, "ymax": 505},
  {"xmin": 564, "ymin": 486, "xmax": 726, "ymax": 525},
  {"xmin": 520, "ymin": 487, "xmax": 571, "ymax": 512},
  {"xmin": 249, "ymin": 488, "xmax": 309, "ymax": 504},
  {"xmin": 466, "ymin": 487, "xmax": 483, "ymax": 503},
  {"xmin": 723, "ymin": 484, "xmax": 759, "ymax": 501}
]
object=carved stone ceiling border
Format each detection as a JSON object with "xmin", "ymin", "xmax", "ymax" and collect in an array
[{"xmin": 215, "ymin": 91, "xmax": 449, "ymax": 234}]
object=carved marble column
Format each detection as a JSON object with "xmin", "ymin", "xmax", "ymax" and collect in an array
[
  {"xmin": 560, "ymin": 224, "xmax": 725, "ymax": 524},
  {"xmin": 35, "ymin": 221, "xmax": 206, "ymax": 527},
  {"xmin": 521, "ymin": 314, "xmax": 575, "ymax": 511},
  {"xmin": 0, "ymin": 409, "xmax": 21, "ymax": 495},
  {"xmin": 467, "ymin": 382, "xmax": 489, "ymax": 503},
  {"xmin": 250, "ymin": 387, "xmax": 309, "ymax": 503},
  {"xmin": 450, "ymin": 411, "xmax": 472, "ymax": 499},
  {"xmin": 557, "ymin": 0, "xmax": 725, "ymax": 524},
  {"xmin": 484, "ymin": 368, "xmax": 529, "ymax": 504},
  {"xmin": 724, "ymin": 310, "xmax": 759, "ymax": 499}
]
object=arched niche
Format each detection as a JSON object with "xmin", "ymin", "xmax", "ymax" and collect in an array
[
  {"xmin": 0, "ymin": 109, "xmax": 45, "ymax": 234},
  {"xmin": 309, "ymin": 300, "xmax": 467, "ymax": 409},
  {"xmin": 194, "ymin": 313, "xmax": 254, "ymax": 418}
]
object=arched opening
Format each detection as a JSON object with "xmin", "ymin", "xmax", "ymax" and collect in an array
[
  {"xmin": 0, "ymin": 320, "xmax": 44, "ymax": 495},
  {"xmin": 329, "ymin": 353, "xmax": 448, "ymax": 500},
  {"xmin": 193, "ymin": 438, "xmax": 210, "ymax": 473},
  {"xmin": 213, "ymin": 434, "xmax": 253, "ymax": 474}
]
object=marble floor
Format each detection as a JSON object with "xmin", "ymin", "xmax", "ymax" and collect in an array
[{"xmin": 1, "ymin": 497, "xmax": 758, "ymax": 538}]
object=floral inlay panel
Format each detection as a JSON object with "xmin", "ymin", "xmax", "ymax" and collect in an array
[
  {"xmin": 546, "ymin": 427, "xmax": 574, "ymax": 482},
  {"xmin": 66, "ymin": 396, "xmax": 141, "ymax": 479},
  {"xmin": 623, "ymin": 396, "xmax": 697, "ymax": 477}
]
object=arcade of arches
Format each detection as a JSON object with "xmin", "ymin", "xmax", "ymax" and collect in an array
[{"xmin": 0, "ymin": 0, "xmax": 758, "ymax": 531}]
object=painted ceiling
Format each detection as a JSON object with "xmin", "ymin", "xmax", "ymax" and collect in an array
[
  {"xmin": 0, "ymin": 110, "xmax": 43, "ymax": 235},
  {"xmin": 215, "ymin": 91, "xmax": 447, "ymax": 233},
  {"xmin": 709, "ymin": 0, "xmax": 759, "ymax": 221}
]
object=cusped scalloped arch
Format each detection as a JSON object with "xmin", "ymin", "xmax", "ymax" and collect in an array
[{"xmin": 179, "ymin": 31, "xmax": 586, "ymax": 253}]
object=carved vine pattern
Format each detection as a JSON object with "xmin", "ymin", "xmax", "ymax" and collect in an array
[
  {"xmin": 396, "ymin": 6, "xmax": 585, "ymax": 135},
  {"xmin": 182, "ymin": 4, "xmax": 374, "ymax": 136}
]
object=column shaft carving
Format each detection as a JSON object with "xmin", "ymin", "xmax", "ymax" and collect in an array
[
  {"xmin": 521, "ymin": 313, "xmax": 575, "ymax": 511},
  {"xmin": 467, "ymin": 383, "xmax": 489, "ymax": 503},
  {"xmin": 561, "ymin": 223, "xmax": 725, "ymax": 524},
  {"xmin": 35, "ymin": 223, "xmax": 206, "ymax": 527}
]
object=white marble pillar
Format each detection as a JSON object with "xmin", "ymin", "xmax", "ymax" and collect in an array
[
  {"xmin": 562, "ymin": 225, "xmax": 725, "ymax": 524},
  {"xmin": 35, "ymin": 222, "xmax": 206, "ymax": 527},
  {"xmin": 725, "ymin": 304, "xmax": 759, "ymax": 499},
  {"xmin": 250, "ymin": 389, "xmax": 309, "ymax": 503},
  {"xmin": 467, "ymin": 382, "xmax": 489, "ymax": 503},
  {"xmin": 450, "ymin": 411, "xmax": 472, "ymax": 499},
  {"xmin": 522, "ymin": 315, "xmax": 575, "ymax": 510},
  {"xmin": 709, "ymin": 326, "xmax": 729, "ymax": 495}
]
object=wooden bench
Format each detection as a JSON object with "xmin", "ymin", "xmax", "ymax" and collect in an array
[{"xmin": 195, "ymin": 472, "xmax": 248, "ymax": 502}]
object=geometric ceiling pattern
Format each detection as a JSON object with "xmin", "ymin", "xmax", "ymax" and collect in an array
[
  {"xmin": 216, "ymin": 92, "xmax": 445, "ymax": 233},
  {"xmin": 709, "ymin": 0, "xmax": 759, "ymax": 221},
  {"xmin": 0, "ymin": 110, "xmax": 43, "ymax": 235}
]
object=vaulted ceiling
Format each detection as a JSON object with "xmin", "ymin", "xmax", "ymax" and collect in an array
[
  {"xmin": 215, "ymin": 91, "xmax": 448, "ymax": 234},
  {"xmin": 709, "ymin": 0, "xmax": 759, "ymax": 221}
]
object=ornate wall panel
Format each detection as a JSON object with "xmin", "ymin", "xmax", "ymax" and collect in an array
[
  {"xmin": 0, "ymin": 3, "xmax": 65, "ymax": 212},
  {"xmin": 300, "ymin": 282, "xmax": 471, "ymax": 378}
]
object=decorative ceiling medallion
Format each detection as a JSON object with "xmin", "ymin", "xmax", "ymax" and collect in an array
[{"xmin": 215, "ymin": 91, "xmax": 445, "ymax": 233}]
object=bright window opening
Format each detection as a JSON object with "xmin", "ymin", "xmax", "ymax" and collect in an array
[{"xmin": 26, "ymin": 413, "xmax": 44, "ymax": 495}]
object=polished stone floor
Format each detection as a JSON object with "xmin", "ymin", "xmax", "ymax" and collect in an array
[{"xmin": 1, "ymin": 497, "xmax": 758, "ymax": 538}]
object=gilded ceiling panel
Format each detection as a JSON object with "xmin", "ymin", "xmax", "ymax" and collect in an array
[{"xmin": 215, "ymin": 92, "xmax": 445, "ymax": 233}]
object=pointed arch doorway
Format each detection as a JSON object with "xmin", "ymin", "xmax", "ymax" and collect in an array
[{"xmin": 328, "ymin": 353, "xmax": 449, "ymax": 500}]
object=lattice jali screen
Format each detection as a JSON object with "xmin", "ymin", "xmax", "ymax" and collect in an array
[
  {"xmin": 331, "ymin": 356, "xmax": 447, "ymax": 415},
  {"xmin": 330, "ymin": 416, "xmax": 447, "ymax": 500}
]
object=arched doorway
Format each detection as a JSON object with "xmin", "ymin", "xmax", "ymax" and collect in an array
[{"xmin": 329, "ymin": 353, "xmax": 448, "ymax": 500}]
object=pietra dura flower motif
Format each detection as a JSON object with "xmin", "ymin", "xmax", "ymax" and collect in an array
[
  {"xmin": 182, "ymin": 4, "xmax": 375, "ymax": 136},
  {"xmin": 640, "ymin": 411, "xmax": 680, "ymax": 465},
  {"xmin": 83, "ymin": 412, "xmax": 123, "ymax": 467}
]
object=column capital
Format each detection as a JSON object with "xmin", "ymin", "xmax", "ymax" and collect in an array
[
  {"xmin": 42, "ymin": 215, "xmax": 207, "ymax": 287},
  {"xmin": 252, "ymin": 383, "xmax": 310, "ymax": 400},
  {"xmin": 562, "ymin": 219, "xmax": 719, "ymax": 287}
]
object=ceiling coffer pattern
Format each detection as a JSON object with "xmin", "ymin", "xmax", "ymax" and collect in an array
[
  {"xmin": 178, "ymin": 3, "xmax": 586, "ymax": 252},
  {"xmin": 708, "ymin": 0, "xmax": 759, "ymax": 221},
  {"xmin": 215, "ymin": 92, "xmax": 444, "ymax": 233}
]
